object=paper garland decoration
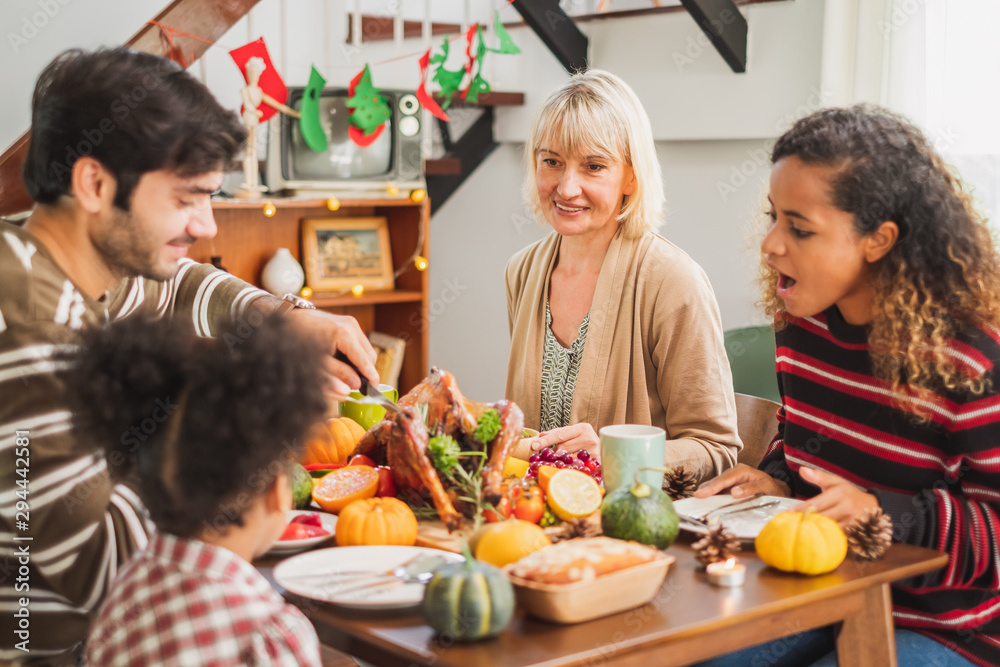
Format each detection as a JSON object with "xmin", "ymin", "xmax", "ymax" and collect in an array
[
  {"xmin": 300, "ymin": 66, "xmax": 328, "ymax": 152},
  {"xmin": 430, "ymin": 37, "xmax": 466, "ymax": 110},
  {"xmin": 347, "ymin": 65, "xmax": 391, "ymax": 147},
  {"xmin": 462, "ymin": 25, "xmax": 490, "ymax": 103},
  {"xmin": 221, "ymin": 11, "xmax": 520, "ymax": 152},
  {"xmin": 489, "ymin": 13, "xmax": 521, "ymax": 55},
  {"xmin": 229, "ymin": 38, "xmax": 288, "ymax": 123},
  {"xmin": 417, "ymin": 50, "xmax": 450, "ymax": 121}
]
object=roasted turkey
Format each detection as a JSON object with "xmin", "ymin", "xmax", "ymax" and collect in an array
[{"xmin": 351, "ymin": 367, "xmax": 524, "ymax": 531}]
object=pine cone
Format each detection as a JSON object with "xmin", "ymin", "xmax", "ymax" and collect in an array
[
  {"xmin": 846, "ymin": 508, "xmax": 893, "ymax": 561},
  {"xmin": 543, "ymin": 514, "xmax": 603, "ymax": 543},
  {"xmin": 692, "ymin": 523, "xmax": 741, "ymax": 566},
  {"xmin": 663, "ymin": 466, "xmax": 697, "ymax": 500}
]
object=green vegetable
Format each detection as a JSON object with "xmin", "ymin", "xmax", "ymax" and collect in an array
[
  {"xmin": 601, "ymin": 475, "xmax": 679, "ymax": 550},
  {"xmin": 290, "ymin": 462, "xmax": 314, "ymax": 510},
  {"xmin": 539, "ymin": 506, "xmax": 560, "ymax": 527},
  {"xmin": 422, "ymin": 543, "xmax": 514, "ymax": 641},
  {"xmin": 473, "ymin": 409, "xmax": 501, "ymax": 444},
  {"xmin": 428, "ymin": 435, "xmax": 461, "ymax": 473}
]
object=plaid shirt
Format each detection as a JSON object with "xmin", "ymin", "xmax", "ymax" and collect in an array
[{"xmin": 85, "ymin": 533, "xmax": 320, "ymax": 666}]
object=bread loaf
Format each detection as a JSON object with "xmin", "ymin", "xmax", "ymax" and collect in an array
[{"xmin": 508, "ymin": 537, "xmax": 660, "ymax": 585}]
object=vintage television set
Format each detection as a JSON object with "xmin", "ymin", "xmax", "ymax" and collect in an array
[{"xmin": 266, "ymin": 87, "xmax": 424, "ymax": 197}]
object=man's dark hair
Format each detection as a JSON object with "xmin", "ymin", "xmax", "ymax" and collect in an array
[{"xmin": 23, "ymin": 48, "xmax": 247, "ymax": 210}]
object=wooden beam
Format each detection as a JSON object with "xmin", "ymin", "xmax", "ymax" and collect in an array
[
  {"xmin": 679, "ymin": 0, "xmax": 748, "ymax": 73},
  {"xmin": 0, "ymin": 0, "xmax": 262, "ymax": 217},
  {"xmin": 511, "ymin": 0, "xmax": 588, "ymax": 74}
]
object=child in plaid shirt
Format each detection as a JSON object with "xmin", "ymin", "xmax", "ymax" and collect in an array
[{"xmin": 66, "ymin": 315, "xmax": 328, "ymax": 666}]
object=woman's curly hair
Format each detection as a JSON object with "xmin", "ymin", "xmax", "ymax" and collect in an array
[
  {"xmin": 64, "ymin": 315, "xmax": 329, "ymax": 538},
  {"xmin": 759, "ymin": 104, "xmax": 1000, "ymax": 399}
]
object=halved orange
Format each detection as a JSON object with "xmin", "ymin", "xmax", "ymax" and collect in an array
[
  {"xmin": 546, "ymin": 469, "xmax": 602, "ymax": 521},
  {"xmin": 312, "ymin": 465, "xmax": 379, "ymax": 513},
  {"xmin": 536, "ymin": 465, "xmax": 560, "ymax": 493}
]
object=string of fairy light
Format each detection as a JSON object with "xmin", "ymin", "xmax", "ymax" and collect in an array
[{"xmin": 261, "ymin": 189, "xmax": 429, "ymax": 299}]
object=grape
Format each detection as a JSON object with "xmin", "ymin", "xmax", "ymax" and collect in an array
[
  {"xmin": 554, "ymin": 449, "xmax": 568, "ymax": 459},
  {"xmin": 540, "ymin": 448, "xmax": 556, "ymax": 463},
  {"xmin": 592, "ymin": 459, "xmax": 601, "ymax": 469},
  {"xmin": 553, "ymin": 461, "xmax": 566, "ymax": 468},
  {"xmin": 577, "ymin": 450, "xmax": 590, "ymax": 461},
  {"xmin": 584, "ymin": 460, "xmax": 599, "ymax": 474},
  {"xmin": 571, "ymin": 460, "xmax": 586, "ymax": 471},
  {"xmin": 529, "ymin": 453, "xmax": 541, "ymax": 464},
  {"xmin": 560, "ymin": 454, "xmax": 574, "ymax": 465}
]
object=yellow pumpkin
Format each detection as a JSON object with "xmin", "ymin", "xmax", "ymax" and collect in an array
[
  {"xmin": 302, "ymin": 417, "xmax": 367, "ymax": 466},
  {"xmin": 755, "ymin": 510, "xmax": 848, "ymax": 575},
  {"xmin": 335, "ymin": 497, "xmax": 418, "ymax": 546}
]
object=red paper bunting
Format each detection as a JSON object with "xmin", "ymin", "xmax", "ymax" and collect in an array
[
  {"xmin": 417, "ymin": 50, "xmax": 450, "ymax": 121},
  {"xmin": 229, "ymin": 38, "xmax": 288, "ymax": 123}
]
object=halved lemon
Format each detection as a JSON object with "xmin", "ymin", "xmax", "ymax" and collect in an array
[{"xmin": 545, "ymin": 469, "xmax": 602, "ymax": 521}]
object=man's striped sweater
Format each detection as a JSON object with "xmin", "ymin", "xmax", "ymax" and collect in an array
[
  {"xmin": 0, "ymin": 221, "xmax": 274, "ymax": 665},
  {"xmin": 760, "ymin": 306, "xmax": 1000, "ymax": 666}
]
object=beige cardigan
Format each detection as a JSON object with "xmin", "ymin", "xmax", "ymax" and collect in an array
[{"xmin": 505, "ymin": 228, "xmax": 741, "ymax": 481}]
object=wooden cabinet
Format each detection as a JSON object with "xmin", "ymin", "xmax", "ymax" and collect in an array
[{"xmin": 193, "ymin": 197, "xmax": 430, "ymax": 393}]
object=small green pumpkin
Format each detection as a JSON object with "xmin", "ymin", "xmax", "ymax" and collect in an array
[
  {"xmin": 421, "ymin": 544, "xmax": 514, "ymax": 641},
  {"xmin": 601, "ymin": 467, "xmax": 679, "ymax": 550}
]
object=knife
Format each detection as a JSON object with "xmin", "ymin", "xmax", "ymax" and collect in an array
[{"xmin": 333, "ymin": 350, "xmax": 402, "ymax": 415}]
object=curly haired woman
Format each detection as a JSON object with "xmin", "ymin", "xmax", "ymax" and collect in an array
[{"xmin": 697, "ymin": 105, "xmax": 1000, "ymax": 666}]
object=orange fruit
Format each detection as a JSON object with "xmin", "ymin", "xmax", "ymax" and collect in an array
[
  {"xmin": 474, "ymin": 519, "xmax": 551, "ymax": 568},
  {"xmin": 545, "ymin": 469, "xmax": 602, "ymax": 521},
  {"xmin": 312, "ymin": 465, "xmax": 379, "ymax": 513},
  {"xmin": 536, "ymin": 465, "xmax": 560, "ymax": 492}
]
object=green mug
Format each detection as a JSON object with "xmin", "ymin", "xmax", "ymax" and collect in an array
[
  {"xmin": 339, "ymin": 384, "xmax": 398, "ymax": 430},
  {"xmin": 599, "ymin": 425, "xmax": 666, "ymax": 494}
]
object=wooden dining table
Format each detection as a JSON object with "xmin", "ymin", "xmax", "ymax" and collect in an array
[{"xmin": 257, "ymin": 536, "xmax": 947, "ymax": 667}]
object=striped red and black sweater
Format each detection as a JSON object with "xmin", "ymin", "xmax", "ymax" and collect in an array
[{"xmin": 759, "ymin": 306, "xmax": 1000, "ymax": 666}]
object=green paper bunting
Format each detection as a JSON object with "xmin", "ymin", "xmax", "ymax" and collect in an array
[
  {"xmin": 300, "ymin": 66, "xmax": 327, "ymax": 152},
  {"xmin": 347, "ymin": 65, "xmax": 391, "ymax": 135},
  {"xmin": 464, "ymin": 73, "xmax": 491, "ymax": 104},
  {"xmin": 489, "ymin": 13, "xmax": 521, "ymax": 54}
]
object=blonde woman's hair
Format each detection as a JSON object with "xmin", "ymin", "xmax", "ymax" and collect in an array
[{"xmin": 522, "ymin": 69, "xmax": 664, "ymax": 238}]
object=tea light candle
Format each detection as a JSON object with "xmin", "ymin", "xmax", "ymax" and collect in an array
[{"xmin": 706, "ymin": 558, "xmax": 746, "ymax": 587}]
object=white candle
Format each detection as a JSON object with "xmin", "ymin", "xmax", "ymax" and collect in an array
[{"xmin": 706, "ymin": 558, "xmax": 746, "ymax": 587}]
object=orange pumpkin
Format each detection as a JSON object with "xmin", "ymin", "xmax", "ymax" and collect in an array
[
  {"xmin": 335, "ymin": 497, "xmax": 418, "ymax": 547},
  {"xmin": 302, "ymin": 417, "xmax": 367, "ymax": 465}
]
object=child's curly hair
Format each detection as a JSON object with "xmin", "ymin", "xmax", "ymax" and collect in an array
[
  {"xmin": 65, "ymin": 315, "xmax": 329, "ymax": 538},
  {"xmin": 759, "ymin": 104, "xmax": 1000, "ymax": 399}
]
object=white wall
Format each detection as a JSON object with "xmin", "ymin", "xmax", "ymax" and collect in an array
[{"xmin": 0, "ymin": 0, "xmax": 171, "ymax": 153}]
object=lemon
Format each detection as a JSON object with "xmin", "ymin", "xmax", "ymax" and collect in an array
[
  {"xmin": 501, "ymin": 457, "xmax": 530, "ymax": 479},
  {"xmin": 474, "ymin": 519, "xmax": 551, "ymax": 568},
  {"xmin": 546, "ymin": 469, "xmax": 602, "ymax": 521}
]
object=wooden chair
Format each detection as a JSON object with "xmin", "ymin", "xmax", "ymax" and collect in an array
[{"xmin": 734, "ymin": 392, "xmax": 781, "ymax": 468}]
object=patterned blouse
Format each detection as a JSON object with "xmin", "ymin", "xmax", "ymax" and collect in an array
[{"xmin": 540, "ymin": 300, "xmax": 590, "ymax": 430}]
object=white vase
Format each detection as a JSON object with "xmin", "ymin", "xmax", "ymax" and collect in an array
[{"xmin": 261, "ymin": 248, "xmax": 305, "ymax": 296}]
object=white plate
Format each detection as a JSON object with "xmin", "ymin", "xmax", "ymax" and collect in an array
[
  {"xmin": 673, "ymin": 495, "xmax": 800, "ymax": 541},
  {"xmin": 267, "ymin": 510, "xmax": 338, "ymax": 555},
  {"xmin": 273, "ymin": 545, "xmax": 464, "ymax": 610}
]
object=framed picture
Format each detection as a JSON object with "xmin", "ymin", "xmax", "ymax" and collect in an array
[
  {"xmin": 301, "ymin": 217, "xmax": 395, "ymax": 291},
  {"xmin": 368, "ymin": 331, "xmax": 406, "ymax": 389}
]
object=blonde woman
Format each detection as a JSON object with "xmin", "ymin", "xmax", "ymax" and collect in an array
[{"xmin": 505, "ymin": 69, "xmax": 741, "ymax": 482}]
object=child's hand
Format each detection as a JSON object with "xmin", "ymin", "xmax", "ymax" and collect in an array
[
  {"xmin": 792, "ymin": 466, "xmax": 879, "ymax": 527},
  {"xmin": 695, "ymin": 463, "xmax": 791, "ymax": 499}
]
